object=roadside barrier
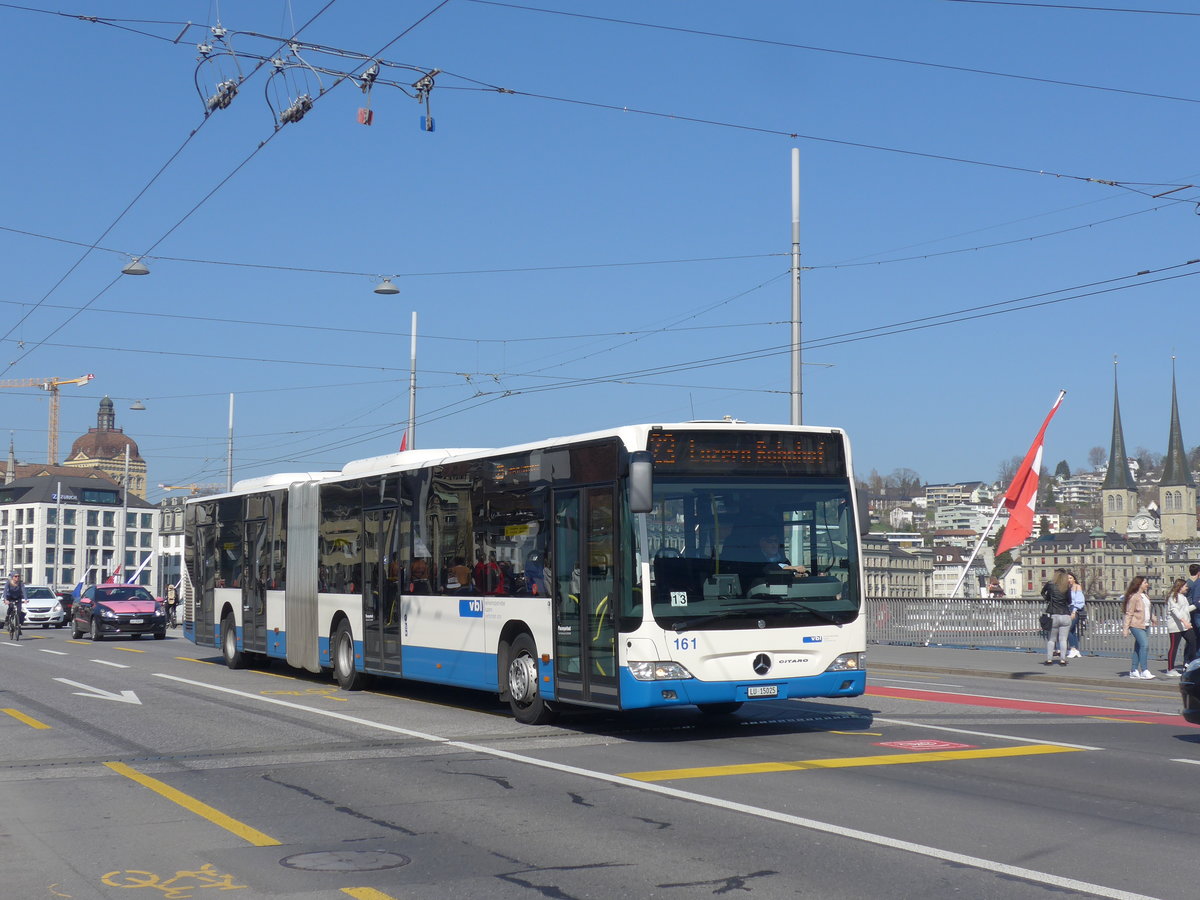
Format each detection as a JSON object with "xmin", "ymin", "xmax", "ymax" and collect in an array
[{"xmin": 866, "ymin": 597, "xmax": 1171, "ymax": 660}]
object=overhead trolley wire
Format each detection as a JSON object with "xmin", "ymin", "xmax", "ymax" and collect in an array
[{"xmin": 465, "ymin": 0, "xmax": 1200, "ymax": 105}]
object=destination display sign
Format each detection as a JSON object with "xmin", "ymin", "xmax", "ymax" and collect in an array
[{"xmin": 646, "ymin": 430, "xmax": 847, "ymax": 477}]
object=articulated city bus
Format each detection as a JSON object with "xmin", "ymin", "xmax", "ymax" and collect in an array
[{"xmin": 183, "ymin": 422, "xmax": 866, "ymax": 723}]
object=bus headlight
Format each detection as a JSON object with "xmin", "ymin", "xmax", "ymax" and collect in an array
[
  {"xmin": 629, "ymin": 661, "xmax": 693, "ymax": 681},
  {"xmin": 826, "ymin": 653, "xmax": 863, "ymax": 672}
]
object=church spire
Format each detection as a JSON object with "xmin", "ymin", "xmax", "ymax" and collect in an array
[
  {"xmin": 1101, "ymin": 358, "xmax": 1137, "ymax": 491},
  {"xmin": 1160, "ymin": 358, "xmax": 1194, "ymax": 487}
]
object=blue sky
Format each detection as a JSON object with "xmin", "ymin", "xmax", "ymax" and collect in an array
[{"xmin": 2, "ymin": 0, "xmax": 1197, "ymax": 498}]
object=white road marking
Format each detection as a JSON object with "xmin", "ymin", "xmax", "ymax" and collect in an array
[
  {"xmin": 1169, "ymin": 758, "xmax": 1200, "ymax": 766},
  {"xmin": 873, "ymin": 717, "xmax": 1103, "ymax": 751},
  {"xmin": 38, "ymin": 649, "xmax": 68, "ymax": 655},
  {"xmin": 53, "ymin": 678, "xmax": 141, "ymax": 705},
  {"xmin": 91, "ymin": 659, "xmax": 130, "ymax": 669},
  {"xmin": 872, "ymin": 678, "xmax": 961, "ymax": 687},
  {"xmin": 154, "ymin": 672, "xmax": 1146, "ymax": 899}
]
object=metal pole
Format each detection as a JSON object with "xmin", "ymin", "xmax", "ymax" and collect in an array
[
  {"xmin": 121, "ymin": 445, "xmax": 129, "ymax": 581},
  {"xmin": 408, "ymin": 311, "xmax": 417, "ymax": 451},
  {"xmin": 226, "ymin": 393, "xmax": 234, "ymax": 492},
  {"xmin": 790, "ymin": 148, "xmax": 802, "ymax": 426},
  {"xmin": 55, "ymin": 480, "xmax": 61, "ymax": 590}
]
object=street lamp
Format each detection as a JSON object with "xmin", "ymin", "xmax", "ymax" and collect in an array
[
  {"xmin": 373, "ymin": 277, "xmax": 400, "ymax": 295},
  {"xmin": 121, "ymin": 257, "xmax": 150, "ymax": 276}
]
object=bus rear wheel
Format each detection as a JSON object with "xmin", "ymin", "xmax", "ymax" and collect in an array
[
  {"xmin": 333, "ymin": 622, "xmax": 365, "ymax": 691},
  {"xmin": 221, "ymin": 615, "xmax": 247, "ymax": 669},
  {"xmin": 506, "ymin": 633, "xmax": 557, "ymax": 725}
]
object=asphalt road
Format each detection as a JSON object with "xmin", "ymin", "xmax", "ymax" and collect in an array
[{"xmin": 1, "ymin": 628, "xmax": 1195, "ymax": 899}]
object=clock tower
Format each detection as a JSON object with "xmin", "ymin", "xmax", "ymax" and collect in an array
[
  {"xmin": 1158, "ymin": 362, "xmax": 1197, "ymax": 542},
  {"xmin": 1101, "ymin": 361, "xmax": 1138, "ymax": 535}
]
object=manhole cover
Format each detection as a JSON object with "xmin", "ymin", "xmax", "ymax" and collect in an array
[{"xmin": 280, "ymin": 850, "xmax": 411, "ymax": 872}]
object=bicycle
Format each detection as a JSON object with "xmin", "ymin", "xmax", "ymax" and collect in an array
[
  {"xmin": 165, "ymin": 603, "xmax": 178, "ymax": 629},
  {"xmin": 5, "ymin": 602, "xmax": 21, "ymax": 642}
]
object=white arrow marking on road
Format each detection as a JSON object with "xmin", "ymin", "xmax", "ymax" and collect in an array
[{"xmin": 53, "ymin": 678, "xmax": 141, "ymax": 705}]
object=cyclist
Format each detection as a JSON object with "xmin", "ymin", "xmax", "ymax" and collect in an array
[{"xmin": 3, "ymin": 572, "xmax": 25, "ymax": 630}]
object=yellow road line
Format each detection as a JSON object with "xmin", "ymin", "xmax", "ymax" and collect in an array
[
  {"xmin": 620, "ymin": 744, "xmax": 1082, "ymax": 782},
  {"xmin": 2, "ymin": 708, "xmax": 50, "ymax": 729},
  {"xmin": 342, "ymin": 889, "xmax": 400, "ymax": 900},
  {"xmin": 104, "ymin": 761, "xmax": 281, "ymax": 847},
  {"xmin": 177, "ymin": 656, "xmax": 218, "ymax": 665},
  {"xmin": 115, "ymin": 646, "xmax": 146, "ymax": 653},
  {"xmin": 829, "ymin": 731, "xmax": 882, "ymax": 736}
]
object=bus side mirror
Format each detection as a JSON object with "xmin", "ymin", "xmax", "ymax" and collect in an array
[
  {"xmin": 629, "ymin": 451, "xmax": 653, "ymax": 514},
  {"xmin": 856, "ymin": 491, "xmax": 870, "ymax": 537}
]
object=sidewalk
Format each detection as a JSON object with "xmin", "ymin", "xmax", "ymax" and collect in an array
[{"xmin": 868, "ymin": 642, "xmax": 1182, "ymax": 694}]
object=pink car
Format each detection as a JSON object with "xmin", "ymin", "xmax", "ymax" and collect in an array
[{"xmin": 71, "ymin": 584, "xmax": 167, "ymax": 641}]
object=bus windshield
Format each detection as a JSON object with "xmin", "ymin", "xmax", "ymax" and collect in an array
[{"xmin": 639, "ymin": 477, "xmax": 860, "ymax": 630}]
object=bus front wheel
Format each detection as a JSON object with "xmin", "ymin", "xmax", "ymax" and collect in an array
[
  {"xmin": 506, "ymin": 633, "xmax": 557, "ymax": 725},
  {"xmin": 333, "ymin": 622, "xmax": 365, "ymax": 691}
]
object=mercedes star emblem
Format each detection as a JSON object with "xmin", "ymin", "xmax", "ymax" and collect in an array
[{"xmin": 753, "ymin": 653, "xmax": 771, "ymax": 675}]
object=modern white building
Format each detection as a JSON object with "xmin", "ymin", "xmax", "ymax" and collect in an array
[{"xmin": 0, "ymin": 471, "xmax": 159, "ymax": 590}]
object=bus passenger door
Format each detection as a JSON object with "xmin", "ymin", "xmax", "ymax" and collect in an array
[
  {"xmin": 194, "ymin": 523, "xmax": 217, "ymax": 647},
  {"xmin": 241, "ymin": 520, "xmax": 267, "ymax": 653},
  {"xmin": 363, "ymin": 505, "xmax": 402, "ymax": 673},
  {"xmin": 553, "ymin": 487, "xmax": 618, "ymax": 707}
]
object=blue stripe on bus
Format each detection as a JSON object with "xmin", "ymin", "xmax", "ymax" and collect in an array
[
  {"xmin": 617, "ymin": 668, "xmax": 865, "ymax": 708},
  {"xmin": 400, "ymin": 644, "xmax": 498, "ymax": 692}
]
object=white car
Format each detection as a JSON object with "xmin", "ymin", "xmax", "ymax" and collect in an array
[{"xmin": 22, "ymin": 585, "xmax": 68, "ymax": 628}]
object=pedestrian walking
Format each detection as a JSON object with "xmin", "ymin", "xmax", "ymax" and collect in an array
[
  {"xmin": 1121, "ymin": 575, "xmax": 1157, "ymax": 679},
  {"xmin": 1164, "ymin": 577, "xmax": 1196, "ymax": 676},
  {"xmin": 1040, "ymin": 569, "xmax": 1074, "ymax": 667},
  {"xmin": 1065, "ymin": 572, "xmax": 1086, "ymax": 658}
]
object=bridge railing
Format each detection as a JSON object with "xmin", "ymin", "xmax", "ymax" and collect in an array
[{"xmin": 865, "ymin": 596, "xmax": 1169, "ymax": 659}]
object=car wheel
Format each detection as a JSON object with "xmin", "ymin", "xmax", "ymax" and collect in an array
[
  {"xmin": 153, "ymin": 630, "xmax": 166, "ymax": 640},
  {"xmin": 55, "ymin": 623, "xmax": 65, "ymax": 629},
  {"xmin": 333, "ymin": 622, "xmax": 364, "ymax": 690},
  {"xmin": 42, "ymin": 624, "xmax": 49, "ymax": 629},
  {"xmin": 506, "ymin": 633, "xmax": 557, "ymax": 725},
  {"xmin": 90, "ymin": 618, "xmax": 103, "ymax": 642},
  {"xmin": 221, "ymin": 615, "xmax": 246, "ymax": 669},
  {"xmin": 71, "ymin": 618, "xmax": 84, "ymax": 639}
]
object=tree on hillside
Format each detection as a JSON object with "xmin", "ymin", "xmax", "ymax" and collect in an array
[
  {"xmin": 997, "ymin": 455, "xmax": 1022, "ymax": 486},
  {"xmin": 1054, "ymin": 459, "xmax": 1071, "ymax": 479},
  {"xmin": 1134, "ymin": 447, "xmax": 1163, "ymax": 479},
  {"xmin": 1189, "ymin": 445, "xmax": 1200, "ymax": 472},
  {"xmin": 886, "ymin": 468, "xmax": 922, "ymax": 498},
  {"xmin": 1088, "ymin": 446, "xmax": 1107, "ymax": 470}
]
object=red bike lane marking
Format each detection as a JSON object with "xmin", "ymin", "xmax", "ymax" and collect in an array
[{"xmin": 866, "ymin": 685, "xmax": 1195, "ymax": 728}]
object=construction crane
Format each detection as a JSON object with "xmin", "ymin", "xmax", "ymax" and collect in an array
[{"xmin": 0, "ymin": 373, "xmax": 95, "ymax": 465}]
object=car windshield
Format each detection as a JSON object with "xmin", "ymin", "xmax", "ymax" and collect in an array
[
  {"xmin": 98, "ymin": 587, "xmax": 155, "ymax": 603},
  {"xmin": 24, "ymin": 587, "xmax": 56, "ymax": 599},
  {"xmin": 636, "ymin": 477, "xmax": 861, "ymax": 630}
]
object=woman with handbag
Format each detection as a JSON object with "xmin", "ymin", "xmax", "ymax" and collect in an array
[
  {"xmin": 1040, "ymin": 569, "xmax": 1074, "ymax": 667},
  {"xmin": 1164, "ymin": 577, "xmax": 1196, "ymax": 676},
  {"xmin": 1122, "ymin": 575, "xmax": 1157, "ymax": 679}
]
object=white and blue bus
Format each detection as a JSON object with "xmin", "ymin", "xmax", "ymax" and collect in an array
[{"xmin": 183, "ymin": 421, "xmax": 866, "ymax": 723}]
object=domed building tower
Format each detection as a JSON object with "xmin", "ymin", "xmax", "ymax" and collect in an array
[
  {"xmin": 1158, "ymin": 362, "xmax": 1197, "ymax": 542},
  {"xmin": 62, "ymin": 396, "xmax": 147, "ymax": 498}
]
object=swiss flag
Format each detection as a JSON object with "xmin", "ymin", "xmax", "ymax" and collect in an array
[
  {"xmin": 399, "ymin": 431, "xmax": 408, "ymax": 452},
  {"xmin": 996, "ymin": 391, "xmax": 1065, "ymax": 556},
  {"xmin": 104, "ymin": 565, "xmax": 123, "ymax": 585}
]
